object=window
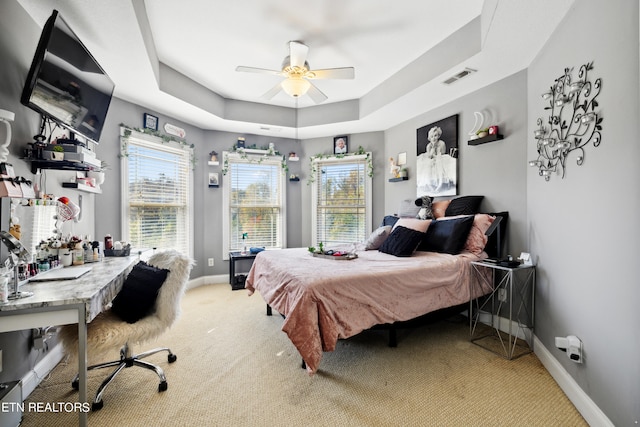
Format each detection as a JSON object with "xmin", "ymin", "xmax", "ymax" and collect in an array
[
  {"xmin": 312, "ymin": 154, "xmax": 372, "ymax": 246},
  {"xmin": 121, "ymin": 129, "xmax": 193, "ymax": 255},
  {"xmin": 222, "ymin": 152, "xmax": 286, "ymax": 257}
]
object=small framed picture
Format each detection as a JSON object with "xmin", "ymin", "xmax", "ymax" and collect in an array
[
  {"xmin": 208, "ymin": 172, "xmax": 219, "ymax": 188},
  {"xmin": 143, "ymin": 113, "xmax": 158, "ymax": 131},
  {"xmin": 333, "ymin": 136, "xmax": 348, "ymax": 154},
  {"xmin": 397, "ymin": 152, "xmax": 407, "ymax": 166}
]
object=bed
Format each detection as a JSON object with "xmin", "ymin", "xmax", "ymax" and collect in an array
[{"xmin": 246, "ymin": 208, "xmax": 507, "ymax": 374}]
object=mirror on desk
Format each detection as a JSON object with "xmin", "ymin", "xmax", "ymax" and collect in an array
[
  {"xmin": 0, "ymin": 198, "xmax": 57, "ymax": 262},
  {"xmin": 0, "ymin": 192, "xmax": 93, "ymax": 265}
]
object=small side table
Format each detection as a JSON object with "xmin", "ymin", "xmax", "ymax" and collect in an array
[
  {"xmin": 469, "ymin": 261, "xmax": 536, "ymax": 359},
  {"xmin": 228, "ymin": 251, "xmax": 257, "ymax": 290}
]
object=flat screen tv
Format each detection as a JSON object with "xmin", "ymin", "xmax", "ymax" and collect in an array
[{"xmin": 21, "ymin": 9, "xmax": 114, "ymax": 144}]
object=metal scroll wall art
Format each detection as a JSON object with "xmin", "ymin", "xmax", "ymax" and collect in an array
[{"xmin": 529, "ymin": 62, "xmax": 603, "ymax": 181}]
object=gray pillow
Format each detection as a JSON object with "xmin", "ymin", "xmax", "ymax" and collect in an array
[
  {"xmin": 364, "ymin": 226, "xmax": 392, "ymax": 250},
  {"xmin": 398, "ymin": 199, "xmax": 420, "ymax": 218}
]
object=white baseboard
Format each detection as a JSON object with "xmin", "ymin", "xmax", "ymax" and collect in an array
[
  {"xmin": 533, "ymin": 336, "xmax": 613, "ymax": 427},
  {"xmin": 21, "ymin": 343, "xmax": 64, "ymax": 399},
  {"xmin": 186, "ymin": 274, "xmax": 228, "ymax": 290}
]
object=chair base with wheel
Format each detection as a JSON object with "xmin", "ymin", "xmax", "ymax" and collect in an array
[{"xmin": 70, "ymin": 343, "xmax": 177, "ymax": 411}]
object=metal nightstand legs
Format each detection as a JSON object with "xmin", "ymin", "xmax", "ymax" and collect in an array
[{"xmin": 470, "ymin": 262, "xmax": 536, "ymax": 360}]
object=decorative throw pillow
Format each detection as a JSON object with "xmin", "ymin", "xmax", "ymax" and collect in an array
[
  {"xmin": 392, "ymin": 217, "xmax": 431, "ymax": 233},
  {"xmin": 444, "ymin": 195, "xmax": 484, "ymax": 216},
  {"xmin": 380, "ymin": 215, "xmax": 400, "ymax": 228},
  {"xmin": 431, "ymin": 200, "xmax": 451, "ymax": 218},
  {"xmin": 364, "ymin": 226, "xmax": 392, "ymax": 250},
  {"xmin": 398, "ymin": 199, "xmax": 421, "ymax": 218},
  {"xmin": 379, "ymin": 226, "xmax": 425, "ymax": 257},
  {"xmin": 418, "ymin": 215, "xmax": 475, "ymax": 254},
  {"xmin": 464, "ymin": 214, "xmax": 495, "ymax": 255},
  {"xmin": 414, "ymin": 196, "xmax": 434, "ymax": 220},
  {"xmin": 111, "ymin": 261, "xmax": 170, "ymax": 323}
]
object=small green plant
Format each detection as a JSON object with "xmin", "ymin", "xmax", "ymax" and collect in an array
[
  {"xmin": 52, "ymin": 145, "xmax": 64, "ymax": 152},
  {"xmin": 308, "ymin": 242, "xmax": 325, "ymax": 254}
]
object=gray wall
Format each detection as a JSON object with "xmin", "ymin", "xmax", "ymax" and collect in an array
[
  {"xmin": 527, "ymin": 1, "xmax": 639, "ymax": 425},
  {"xmin": 384, "ymin": 70, "xmax": 528, "ymax": 256},
  {"xmin": 0, "ymin": 0, "xmax": 63, "ymax": 384}
]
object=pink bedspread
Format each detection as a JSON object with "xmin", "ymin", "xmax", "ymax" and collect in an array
[{"xmin": 245, "ymin": 248, "xmax": 491, "ymax": 374}]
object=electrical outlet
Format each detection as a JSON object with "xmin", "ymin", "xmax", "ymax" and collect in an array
[
  {"xmin": 208, "ymin": 258, "xmax": 214, "ymax": 267},
  {"xmin": 498, "ymin": 288, "xmax": 507, "ymax": 302}
]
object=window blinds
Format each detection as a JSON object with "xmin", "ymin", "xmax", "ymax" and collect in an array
[
  {"xmin": 227, "ymin": 157, "xmax": 284, "ymax": 250},
  {"xmin": 125, "ymin": 137, "xmax": 191, "ymax": 254},
  {"xmin": 314, "ymin": 157, "xmax": 368, "ymax": 245}
]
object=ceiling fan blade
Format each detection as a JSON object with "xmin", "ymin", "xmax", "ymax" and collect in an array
[
  {"xmin": 236, "ymin": 66, "xmax": 284, "ymax": 76},
  {"xmin": 289, "ymin": 41, "xmax": 309, "ymax": 69},
  {"xmin": 307, "ymin": 67, "xmax": 355, "ymax": 80},
  {"xmin": 261, "ymin": 82, "xmax": 284, "ymax": 100},
  {"xmin": 306, "ymin": 81, "xmax": 328, "ymax": 104}
]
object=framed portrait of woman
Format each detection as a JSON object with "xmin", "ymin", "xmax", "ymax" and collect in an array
[
  {"xmin": 416, "ymin": 114, "xmax": 458, "ymax": 197},
  {"xmin": 333, "ymin": 136, "xmax": 348, "ymax": 154}
]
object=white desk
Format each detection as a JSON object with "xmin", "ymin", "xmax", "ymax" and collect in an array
[{"xmin": 0, "ymin": 256, "xmax": 139, "ymax": 426}]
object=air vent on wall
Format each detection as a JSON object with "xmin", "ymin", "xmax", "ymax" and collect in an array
[{"xmin": 443, "ymin": 67, "xmax": 477, "ymax": 85}]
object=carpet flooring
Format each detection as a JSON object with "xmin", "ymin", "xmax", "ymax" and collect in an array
[{"xmin": 21, "ymin": 283, "xmax": 586, "ymax": 426}]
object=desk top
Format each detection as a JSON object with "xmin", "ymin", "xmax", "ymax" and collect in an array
[{"xmin": 0, "ymin": 256, "xmax": 139, "ymax": 323}]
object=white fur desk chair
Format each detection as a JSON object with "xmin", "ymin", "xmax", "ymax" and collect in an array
[{"xmin": 60, "ymin": 249, "xmax": 194, "ymax": 411}]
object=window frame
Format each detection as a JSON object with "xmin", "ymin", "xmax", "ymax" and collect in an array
[
  {"xmin": 222, "ymin": 150, "xmax": 287, "ymax": 260},
  {"xmin": 311, "ymin": 153, "xmax": 372, "ymax": 246},
  {"xmin": 120, "ymin": 128, "xmax": 194, "ymax": 257}
]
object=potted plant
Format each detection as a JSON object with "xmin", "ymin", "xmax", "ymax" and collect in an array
[{"xmin": 51, "ymin": 145, "xmax": 64, "ymax": 160}]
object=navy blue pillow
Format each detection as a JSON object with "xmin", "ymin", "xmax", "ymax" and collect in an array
[
  {"xmin": 111, "ymin": 261, "xmax": 169, "ymax": 323},
  {"xmin": 379, "ymin": 226, "xmax": 424, "ymax": 257},
  {"xmin": 380, "ymin": 215, "xmax": 400, "ymax": 228},
  {"xmin": 418, "ymin": 215, "xmax": 475, "ymax": 254}
]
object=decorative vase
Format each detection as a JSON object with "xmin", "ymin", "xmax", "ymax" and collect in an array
[
  {"xmin": 51, "ymin": 151, "xmax": 64, "ymax": 161},
  {"xmin": 87, "ymin": 170, "xmax": 105, "ymax": 186}
]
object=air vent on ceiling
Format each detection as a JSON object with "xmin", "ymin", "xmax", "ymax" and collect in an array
[
  {"xmin": 259, "ymin": 126, "xmax": 282, "ymax": 132},
  {"xmin": 443, "ymin": 67, "xmax": 477, "ymax": 85}
]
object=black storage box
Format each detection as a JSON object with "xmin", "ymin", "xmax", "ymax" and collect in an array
[{"xmin": 232, "ymin": 274, "xmax": 247, "ymax": 290}]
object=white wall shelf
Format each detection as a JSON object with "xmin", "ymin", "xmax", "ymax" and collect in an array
[{"xmin": 62, "ymin": 182, "xmax": 102, "ymax": 194}]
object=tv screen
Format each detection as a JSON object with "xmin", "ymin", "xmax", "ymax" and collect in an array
[{"xmin": 21, "ymin": 9, "xmax": 114, "ymax": 144}]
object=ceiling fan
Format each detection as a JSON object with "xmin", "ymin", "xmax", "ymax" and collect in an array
[{"xmin": 235, "ymin": 41, "xmax": 355, "ymax": 104}]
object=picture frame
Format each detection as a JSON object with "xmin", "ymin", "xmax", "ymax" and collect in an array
[
  {"xmin": 416, "ymin": 114, "xmax": 459, "ymax": 197},
  {"xmin": 397, "ymin": 152, "xmax": 407, "ymax": 166},
  {"xmin": 208, "ymin": 172, "xmax": 219, "ymax": 188},
  {"xmin": 143, "ymin": 113, "xmax": 158, "ymax": 131},
  {"xmin": 333, "ymin": 136, "xmax": 348, "ymax": 154}
]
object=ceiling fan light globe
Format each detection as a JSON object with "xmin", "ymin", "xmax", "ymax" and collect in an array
[{"xmin": 282, "ymin": 78, "xmax": 311, "ymax": 97}]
